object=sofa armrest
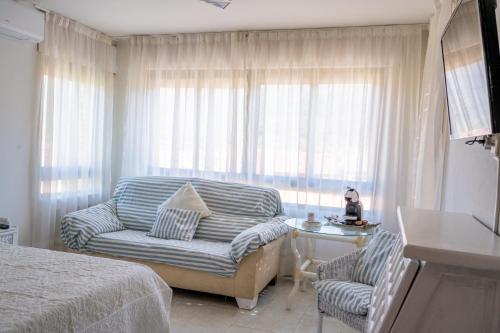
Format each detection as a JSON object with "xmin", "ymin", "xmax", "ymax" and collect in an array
[
  {"xmin": 60, "ymin": 200, "xmax": 124, "ymax": 249},
  {"xmin": 317, "ymin": 249, "xmax": 362, "ymax": 281},
  {"xmin": 230, "ymin": 216, "xmax": 290, "ymax": 264}
]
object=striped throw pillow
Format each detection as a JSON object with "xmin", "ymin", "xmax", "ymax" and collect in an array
[
  {"xmin": 148, "ymin": 207, "xmax": 202, "ymax": 241},
  {"xmin": 351, "ymin": 228, "xmax": 397, "ymax": 286}
]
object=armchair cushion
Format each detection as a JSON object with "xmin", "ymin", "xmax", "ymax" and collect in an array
[
  {"xmin": 352, "ymin": 228, "xmax": 397, "ymax": 286},
  {"xmin": 60, "ymin": 200, "xmax": 124, "ymax": 249},
  {"xmin": 315, "ymin": 280, "xmax": 373, "ymax": 315}
]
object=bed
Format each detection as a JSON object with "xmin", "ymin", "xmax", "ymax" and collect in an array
[{"xmin": 0, "ymin": 244, "xmax": 171, "ymax": 333}]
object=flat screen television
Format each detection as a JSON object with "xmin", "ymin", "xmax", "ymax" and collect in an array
[{"xmin": 442, "ymin": 0, "xmax": 500, "ymax": 140}]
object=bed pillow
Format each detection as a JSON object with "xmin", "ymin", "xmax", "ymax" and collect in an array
[
  {"xmin": 148, "ymin": 207, "xmax": 202, "ymax": 241},
  {"xmin": 161, "ymin": 182, "xmax": 211, "ymax": 218}
]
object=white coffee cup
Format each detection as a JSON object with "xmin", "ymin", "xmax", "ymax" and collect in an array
[{"xmin": 307, "ymin": 212, "xmax": 315, "ymax": 222}]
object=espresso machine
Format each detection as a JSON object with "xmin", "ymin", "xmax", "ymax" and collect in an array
[{"xmin": 343, "ymin": 187, "xmax": 363, "ymax": 224}]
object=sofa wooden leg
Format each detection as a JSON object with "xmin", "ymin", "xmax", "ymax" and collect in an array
[{"xmin": 236, "ymin": 296, "xmax": 259, "ymax": 310}]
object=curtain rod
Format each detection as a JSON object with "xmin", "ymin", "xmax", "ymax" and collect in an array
[
  {"xmin": 33, "ymin": 3, "xmax": 49, "ymax": 13},
  {"xmin": 110, "ymin": 22, "xmax": 429, "ymax": 41}
]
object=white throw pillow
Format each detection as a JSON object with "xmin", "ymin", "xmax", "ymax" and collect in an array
[{"xmin": 161, "ymin": 182, "xmax": 211, "ymax": 218}]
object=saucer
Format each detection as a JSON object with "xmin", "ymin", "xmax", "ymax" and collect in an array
[{"xmin": 302, "ymin": 220, "xmax": 322, "ymax": 228}]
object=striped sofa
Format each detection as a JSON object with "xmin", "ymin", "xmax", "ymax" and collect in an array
[{"xmin": 61, "ymin": 176, "xmax": 289, "ymax": 309}]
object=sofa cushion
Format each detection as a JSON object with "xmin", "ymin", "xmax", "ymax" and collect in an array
[
  {"xmin": 85, "ymin": 229, "xmax": 236, "ymax": 276},
  {"xmin": 194, "ymin": 213, "xmax": 269, "ymax": 242},
  {"xmin": 315, "ymin": 280, "xmax": 373, "ymax": 315},
  {"xmin": 148, "ymin": 207, "xmax": 201, "ymax": 241},
  {"xmin": 351, "ymin": 229, "xmax": 397, "ymax": 286},
  {"xmin": 161, "ymin": 182, "xmax": 211, "ymax": 218},
  {"xmin": 113, "ymin": 177, "xmax": 282, "ymax": 231}
]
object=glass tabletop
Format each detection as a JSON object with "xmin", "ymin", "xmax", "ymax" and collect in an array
[{"xmin": 285, "ymin": 218, "xmax": 375, "ymax": 237}]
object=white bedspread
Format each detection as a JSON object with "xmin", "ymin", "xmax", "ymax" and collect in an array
[{"xmin": 0, "ymin": 244, "xmax": 171, "ymax": 333}]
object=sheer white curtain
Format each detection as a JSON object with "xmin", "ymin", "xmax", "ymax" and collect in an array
[
  {"xmin": 32, "ymin": 13, "xmax": 115, "ymax": 248},
  {"xmin": 121, "ymin": 26, "xmax": 425, "ymax": 229},
  {"xmin": 411, "ymin": 0, "xmax": 456, "ymax": 210}
]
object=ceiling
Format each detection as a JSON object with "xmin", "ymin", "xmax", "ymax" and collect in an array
[{"xmin": 33, "ymin": 0, "xmax": 434, "ymax": 37}]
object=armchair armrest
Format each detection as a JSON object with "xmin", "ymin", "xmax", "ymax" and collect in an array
[
  {"xmin": 60, "ymin": 200, "xmax": 124, "ymax": 249},
  {"xmin": 230, "ymin": 215, "xmax": 290, "ymax": 264},
  {"xmin": 317, "ymin": 249, "xmax": 362, "ymax": 281}
]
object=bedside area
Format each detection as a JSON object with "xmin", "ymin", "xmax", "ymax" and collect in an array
[{"xmin": 0, "ymin": 226, "xmax": 18, "ymax": 245}]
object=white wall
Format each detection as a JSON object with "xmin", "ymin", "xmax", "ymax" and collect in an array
[
  {"xmin": 0, "ymin": 37, "xmax": 37, "ymax": 245},
  {"xmin": 441, "ymin": 8, "xmax": 500, "ymax": 234},
  {"xmin": 442, "ymin": 139, "xmax": 499, "ymax": 232}
]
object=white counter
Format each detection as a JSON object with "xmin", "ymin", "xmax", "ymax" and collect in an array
[{"xmin": 397, "ymin": 207, "xmax": 500, "ymax": 272}]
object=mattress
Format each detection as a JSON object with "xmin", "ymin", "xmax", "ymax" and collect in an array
[
  {"xmin": 85, "ymin": 229, "xmax": 237, "ymax": 276},
  {"xmin": 0, "ymin": 244, "xmax": 171, "ymax": 333}
]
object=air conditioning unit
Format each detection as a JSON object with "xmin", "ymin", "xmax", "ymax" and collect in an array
[{"xmin": 0, "ymin": 0, "xmax": 44, "ymax": 43}]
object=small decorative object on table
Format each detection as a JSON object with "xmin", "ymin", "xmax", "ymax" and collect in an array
[
  {"xmin": 325, "ymin": 214, "xmax": 379, "ymax": 230},
  {"xmin": 302, "ymin": 212, "xmax": 322, "ymax": 230}
]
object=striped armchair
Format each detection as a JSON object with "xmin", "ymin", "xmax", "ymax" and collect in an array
[{"xmin": 314, "ymin": 229, "xmax": 398, "ymax": 333}]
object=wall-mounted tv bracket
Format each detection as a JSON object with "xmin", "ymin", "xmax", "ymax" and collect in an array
[
  {"xmin": 465, "ymin": 134, "xmax": 500, "ymax": 157},
  {"xmin": 482, "ymin": 134, "xmax": 500, "ymax": 157}
]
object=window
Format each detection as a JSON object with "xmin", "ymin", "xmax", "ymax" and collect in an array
[
  {"xmin": 38, "ymin": 71, "xmax": 110, "ymax": 198},
  {"xmin": 145, "ymin": 70, "xmax": 382, "ymax": 216}
]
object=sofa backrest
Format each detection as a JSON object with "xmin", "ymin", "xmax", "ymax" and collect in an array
[{"xmin": 112, "ymin": 176, "xmax": 283, "ymax": 231}]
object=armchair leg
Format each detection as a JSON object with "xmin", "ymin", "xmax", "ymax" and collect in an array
[{"xmin": 317, "ymin": 312, "xmax": 324, "ymax": 333}]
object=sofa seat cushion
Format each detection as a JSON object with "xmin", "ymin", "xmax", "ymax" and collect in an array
[
  {"xmin": 315, "ymin": 280, "xmax": 373, "ymax": 315},
  {"xmin": 194, "ymin": 213, "xmax": 269, "ymax": 242},
  {"xmin": 85, "ymin": 229, "xmax": 236, "ymax": 276}
]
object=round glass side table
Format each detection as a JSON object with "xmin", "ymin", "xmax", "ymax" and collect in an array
[{"xmin": 285, "ymin": 218, "xmax": 375, "ymax": 310}]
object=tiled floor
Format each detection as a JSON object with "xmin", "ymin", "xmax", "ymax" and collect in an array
[{"xmin": 170, "ymin": 278, "xmax": 358, "ymax": 333}]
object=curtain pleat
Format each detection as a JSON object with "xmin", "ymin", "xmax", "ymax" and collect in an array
[
  {"xmin": 32, "ymin": 13, "xmax": 115, "ymax": 249},
  {"xmin": 411, "ymin": 0, "xmax": 457, "ymax": 210}
]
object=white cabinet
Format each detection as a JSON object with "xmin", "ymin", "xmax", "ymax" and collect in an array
[
  {"xmin": 389, "ymin": 207, "xmax": 500, "ymax": 333},
  {"xmin": 0, "ymin": 226, "xmax": 18, "ymax": 245}
]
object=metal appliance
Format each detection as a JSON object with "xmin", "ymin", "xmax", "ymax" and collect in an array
[{"xmin": 343, "ymin": 187, "xmax": 363, "ymax": 224}]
